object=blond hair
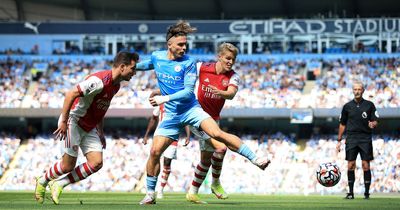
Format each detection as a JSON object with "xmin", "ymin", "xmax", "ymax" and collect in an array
[{"xmin": 217, "ymin": 43, "xmax": 239, "ymax": 57}]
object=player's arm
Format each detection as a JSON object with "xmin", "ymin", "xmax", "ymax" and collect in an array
[
  {"xmin": 149, "ymin": 62, "xmax": 197, "ymax": 106},
  {"xmin": 183, "ymin": 125, "xmax": 191, "ymax": 146},
  {"xmin": 336, "ymin": 105, "xmax": 348, "ymax": 152},
  {"xmin": 55, "ymin": 76, "xmax": 104, "ymax": 140},
  {"xmin": 143, "ymin": 114, "xmax": 159, "ymax": 145},
  {"xmin": 208, "ymin": 72, "xmax": 240, "ymax": 100},
  {"xmin": 136, "ymin": 53, "xmax": 155, "ymax": 71},
  {"xmin": 53, "ymin": 87, "xmax": 81, "ymax": 140},
  {"xmin": 208, "ymin": 85, "xmax": 238, "ymax": 100},
  {"xmin": 136, "ymin": 59, "xmax": 154, "ymax": 71},
  {"xmin": 368, "ymin": 103, "xmax": 379, "ymax": 129}
]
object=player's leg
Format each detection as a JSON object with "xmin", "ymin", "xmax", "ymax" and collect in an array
[
  {"xmin": 158, "ymin": 140, "xmax": 178, "ymax": 198},
  {"xmin": 35, "ymin": 118, "xmax": 79, "ymax": 204},
  {"xmin": 360, "ymin": 142, "xmax": 374, "ymax": 199},
  {"xmin": 35, "ymin": 153, "xmax": 77, "ymax": 204},
  {"xmin": 140, "ymin": 135, "xmax": 174, "ymax": 204},
  {"xmin": 208, "ymin": 138, "xmax": 228, "ymax": 199},
  {"xmin": 186, "ymin": 151, "xmax": 212, "ymax": 204},
  {"xmin": 49, "ymin": 128, "xmax": 103, "ymax": 205},
  {"xmin": 200, "ymin": 118, "xmax": 270, "ymax": 170},
  {"xmin": 157, "ymin": 157, "xmax": 172, "ymax": 198},
  {"xmin": 186, "ymin": 126, "xmax": 212, "ymax": 204},
  {"xmin": 345, "ymin": 143, "xmax": 358, "ymax": 199},
  {"xmin": 141, "ymin": 113, "xmax": 182, "ymax": 204},
  {"xmin": 182, "ymin": 107, "xmax": 270, "ymax": 170}
]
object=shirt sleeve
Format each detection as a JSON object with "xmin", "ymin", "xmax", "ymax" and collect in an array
[
  {"xmin": 184, "ymin": 60, "xmax": 197, "ymax": 88},
  {"xmin": 339, "ymin": 104, "xmax": 348, "ymax": 125},
  {"xmin": 196, "ymin": 62, "xmax": 202, "ymax": 76},
  {"xmin": 168, "ymin": 60, "xmax": 196, "ymax": 101},
  {"xmin": 370, "ymin": 103, "xmax": 379, "ymax": 121},
  {"xmin": 229, "ymin": 72, "xmax": 241, "ymax": 89},
  {"xmin": 77, "ymin": 76, "xmax": 104, "ymax": 97},
  {"xmin": 136, "ymin": 53, "xmax": 155, "ymax": 71}
]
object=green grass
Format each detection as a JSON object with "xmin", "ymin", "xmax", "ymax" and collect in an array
[{"xmin": 0, "ymin": 191, "xmax": 399, "ymax": 210}]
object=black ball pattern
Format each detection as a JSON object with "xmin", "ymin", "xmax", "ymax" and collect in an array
[{"xmin": 316, "ymin": 162, "xmax": 341, "ymax": 187}]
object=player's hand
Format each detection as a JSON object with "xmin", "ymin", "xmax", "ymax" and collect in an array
[
  {"xmin": 208, "ymin": 85, "xmax": 222, "ymax": 95},
  {"xmin": 184, "ymin": 137, "xmax": 190, "ymax": 146},
  {"xmin": 97, "ymin": 131, "xmax": 106, "ymax": 149},
  {"xmin": 53, "ymin": 122, "xmax": 67, "ymax": 141},
  {"xmin": 149, "ymin": 90, "xmax": 161, "ymax": 98},
  {"xmin": 368, "ymin": 121, "xmax": 377, "ymax": 129},
  {"xmin": 149, "ymin": 95, "xmax": 170, "ymax": 106},
  {"xmin": 336, "ymin": 141, "xmax": 341, "ymax": 153}
]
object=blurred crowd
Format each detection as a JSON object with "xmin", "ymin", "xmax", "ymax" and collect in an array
[
  {"xmin": 310, "ymin": 58, "xmax": 400, "ymax": 108},
  {"xmin": 0, "ymin": 134, "xmax": 399, "ymax": 194},
  {"xmin": 0, "ymin": 56, "xmax": 399, "ymax": 109}
]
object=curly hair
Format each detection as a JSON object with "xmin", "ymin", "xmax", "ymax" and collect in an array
[{"xmin": 166, "ymin": 20, "xmax": 197, "ymax": 41}]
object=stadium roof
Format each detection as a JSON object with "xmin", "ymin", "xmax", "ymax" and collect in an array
[{"xmin": 1, "ymin": 0, "xmax": 400, "ymax": 21}]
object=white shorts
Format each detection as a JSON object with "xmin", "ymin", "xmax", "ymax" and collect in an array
[
  {"xmin": 163, "ymin": 143, "xmax": 177, "ymax": 160},
  {"xmin": 190, "ymin": 125, "xmax": 214, "ymax": 152},
  {"xmin": 63, "ymin": 116, "xmax": 103, "ymax": 157}
]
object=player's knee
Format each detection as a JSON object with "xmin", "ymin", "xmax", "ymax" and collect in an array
[
  {"xmin": 348, "ymin": 163, "xmax": 356, "ymax": 170},
  {"xmin": 362, "ymin": 163, "xmax": 370, "ymax": 171},
  {"xmin": 61, "ymin": 164, "xmax": 75, "ymax": 173},
  {"xmin": 150, "ymin": 148, "xmax": 162, "ymax": 158},
  {"xmin": 164, "ymin": 158, "xmax": 172, "ymax": 166}
]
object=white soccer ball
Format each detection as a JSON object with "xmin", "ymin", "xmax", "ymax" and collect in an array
[{"xmin": 316, "ymin": 162, "xmax": 341, "ymax": 187}]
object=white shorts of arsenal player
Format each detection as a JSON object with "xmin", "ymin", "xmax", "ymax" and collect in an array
[
  {"xmin": 189, "ymin": 121, "xmax": 220, "ymax": 152},
  {"xmin": 163, "ymin": 141, "xmax": 178, "ymax": 159},
  {"xmin": 58, "ymin": 115, "xmax": 103, "ymax": 157}
]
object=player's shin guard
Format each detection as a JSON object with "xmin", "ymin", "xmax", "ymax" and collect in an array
[
  {"xmin": 347, "ymin": 170, "xmax": 355, "ymax": 194},
  {"xmin": 58, "ymin": 162, "xmax": 97, "ymax": 187},
  {"xmin": 211, "ymin": 149, "xmax": 226, "ymax": 184},
  {"xmin": 39, "ymin": 162, "xmax": 64, "ymax": 185},
  {"xmin": 364, "ymin": 170, "xmax": 371, "ymax": 195},
  {"xmin": 189, "ymin": 162, "xmax": 210, "ymax": 194}
]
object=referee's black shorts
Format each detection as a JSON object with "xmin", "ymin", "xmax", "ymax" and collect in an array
[{"xmin": 345, "ymin": 141, "xmax": 374, "ymax": 161}]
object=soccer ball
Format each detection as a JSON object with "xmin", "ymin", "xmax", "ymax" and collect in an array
[{"xmin": 316, "ymin": 162, "xmax": 341, "ymax": 187}]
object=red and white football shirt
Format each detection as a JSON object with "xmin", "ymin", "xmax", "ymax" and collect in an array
[
  {"xmin": 70, "ymin": 70, "xmax": 120, "ymax": 132},
  {"xmin": 195, "ymin": 62, "xmax": 240, "ymax": 120}
]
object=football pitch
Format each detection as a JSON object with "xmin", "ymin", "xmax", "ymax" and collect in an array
[{"xmin": 0, "ymin": 192, "xmax": 399, "ymax": 210}]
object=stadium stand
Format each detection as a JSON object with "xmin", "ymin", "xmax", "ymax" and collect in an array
[
  {"xmin": 0, "ymin": 134, "xmax": 399, "ymax": 194},
  {"xmin": 1, "ymin": 55, "xmax": 399, "ymax": 109}
]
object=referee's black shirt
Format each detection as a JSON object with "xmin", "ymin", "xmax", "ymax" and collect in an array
[{"xmin": 339, "ymin": 98, "xmax": 379, "ymax": 143}]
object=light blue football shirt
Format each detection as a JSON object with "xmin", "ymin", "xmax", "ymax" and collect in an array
[{"xmin": 137, "ymin": 50, "xmax": 199, "ymax": 114}]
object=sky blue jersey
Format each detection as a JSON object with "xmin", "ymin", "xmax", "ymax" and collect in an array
[{"xmin": 137, "ymin": 50, "xmax": 199, "ymax": 114}]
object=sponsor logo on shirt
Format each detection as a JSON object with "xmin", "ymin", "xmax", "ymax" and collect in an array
[
  {"xmin": 156, "ymin": 72, "xmax": 182, "ymax": 81},
  {"xmin": 222, "ymin": 79, "xmax": 229, "ymax": 87},
  {"xmin": 174, "ymin": 65, "xmax": 182, "ymax": 72},
  {"xmin": 362, "ymin": 112, "xmax": 367, "ymax": 119}
]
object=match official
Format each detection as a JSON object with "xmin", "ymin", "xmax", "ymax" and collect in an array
[{"xmin": 336, "ymin": 81, "xmax": 379, "ymax": 200}]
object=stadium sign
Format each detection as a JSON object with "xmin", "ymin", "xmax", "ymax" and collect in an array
[
  {"xmin": 229, "ymin": 19, "xmax": 400, "ymax": 35},
  {"xmin": 0, "ymin": 18, "xmax": 399, "ymax": 35}
]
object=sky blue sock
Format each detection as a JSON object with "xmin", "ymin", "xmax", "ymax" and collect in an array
[
  {"xmin": 146, "ymin": 175, "xmax": 157, "ymax": 193},
  {"xmin": 237, "ymin": 144, "xmax": 256, "ymax": 161}
]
